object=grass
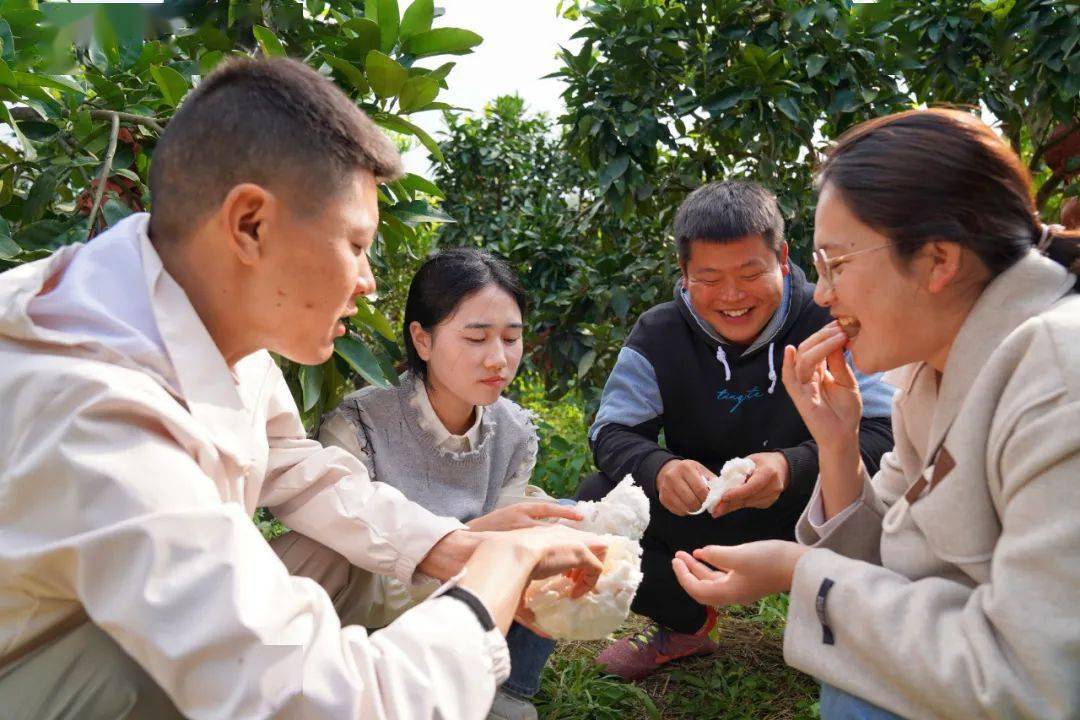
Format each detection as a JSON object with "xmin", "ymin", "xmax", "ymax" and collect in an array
[{"xmin": 535, "ymin": 596, "xmax": 820, "ymax": 720}]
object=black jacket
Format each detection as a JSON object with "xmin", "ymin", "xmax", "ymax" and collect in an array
[{"xmin": 589, "ymin": 263, "xmax": 895, "ymax": 538}]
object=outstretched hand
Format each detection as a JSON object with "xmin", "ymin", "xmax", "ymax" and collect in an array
[
  {"xmin": 672, "ymin": 540, "xmax": 807, "ymax": 607},
  {"xmin": 467, "ymin": 502, "xmax": 584, "ymax": 532}
]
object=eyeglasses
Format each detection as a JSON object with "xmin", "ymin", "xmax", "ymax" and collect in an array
[{"xmin": 812, "ymin": 243, "xmax": 895, "ymax": 291}]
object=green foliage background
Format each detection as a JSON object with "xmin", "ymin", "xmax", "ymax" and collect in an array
[
  {"xmin": 431, "ymin": 0, "xmax": 1078, "ymax": 420},
  {"xmin": 0, "ymin": 0, "xmax": 477, "ymax": 430}
]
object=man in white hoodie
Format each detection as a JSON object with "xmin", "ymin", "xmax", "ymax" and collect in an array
[{"xmin": 0, "ymin": 58, "xmax": 605, "ymax": 720}]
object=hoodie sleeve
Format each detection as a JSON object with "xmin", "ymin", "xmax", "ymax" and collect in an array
[
  {"xmin": 259, "ymin": 368, "xmax": 463, "ymax": 585},
  {"xmin": 589, "ymin": 346, "xmax": 678, "ymax": 496},
  {"xmin": 1, "ymin": 379, "xmax": 505, "ymax": 720}
]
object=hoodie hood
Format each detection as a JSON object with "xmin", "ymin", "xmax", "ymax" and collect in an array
[
  {"xmin": 0, "ymin": 213, "xmax": 180, "ymax": 393},
  {"xmin": 674, "ymin": 262, "xmax": 813, "ymax": 358},
  {"xmin": 673, "ymin": 263, "xmax": 815, "ymax": 394}
]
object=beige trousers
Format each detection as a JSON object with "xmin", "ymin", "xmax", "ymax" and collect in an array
[{"xmin": 0, "ymin": 532, "xmax": 379, "ymax": 720}]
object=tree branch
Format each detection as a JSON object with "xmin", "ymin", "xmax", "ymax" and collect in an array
[
  {"xmin": 1030, "ymin": 120, "xmax": 1078, "ymax": 174},
  {"xmin": 1035, "ymin": 169, "xmax": 1067, "ymax": 212},
  {"xmin": 9, "ymin": 106, "xmax": 165, "ymax": 135},
  {"xmin": 88, "ymin": 109, "xmax": 165, "ymax": 135},
  {"xmin": 88, "ymin": 111, "xmax": 120, "ymax": 239}
]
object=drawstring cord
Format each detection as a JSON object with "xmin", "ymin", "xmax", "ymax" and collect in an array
[
  {"xmin": 767, "ymin": 341, "xmax": 777, "ymax": 394},
  {"xmin": 715, "ymin": 345, "xmax": 732, "ymax": 381},
  {"xmin": 716, "ymin": 341, "xmax": 778, "ymax": 393}
]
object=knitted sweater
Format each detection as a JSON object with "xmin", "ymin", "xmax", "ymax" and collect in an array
[{"xmin": 320, "ymin": 374, "xmax": 538, "ymax": 523}]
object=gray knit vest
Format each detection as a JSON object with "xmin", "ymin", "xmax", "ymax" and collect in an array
[{"xmin": 328, "ymin": 374, "xmax": 537, "ymax": 522}]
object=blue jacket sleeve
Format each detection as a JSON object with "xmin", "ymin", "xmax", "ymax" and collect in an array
[{"xmin": 589, "ymin": 347, "xmax": 676, "ymax": 497}]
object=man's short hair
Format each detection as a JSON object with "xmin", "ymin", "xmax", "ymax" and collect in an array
[
  {"xmin": 673, "ymin": 180, "xmax": 785, "ymax": 265},
  {"xmin": 148, "ymin": 57, "xmax": 403, "ymax": 243}
]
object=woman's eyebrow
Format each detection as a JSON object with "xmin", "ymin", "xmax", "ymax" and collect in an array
[
  {"xmin": 815, "ymin": 240, "xmax": 850, "ymax": 252},
  {"xmin": 463, "ymin": 322, "xmax": 524, "ymax": 330}
]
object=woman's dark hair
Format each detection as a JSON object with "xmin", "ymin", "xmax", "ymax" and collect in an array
[
  {"xmin": 403, "ymin": 247, "xmax": 527, "ymax": 381},
  {"xmin": 818, "ymin": 108, "xmax": 1080, "ymax": 286}
]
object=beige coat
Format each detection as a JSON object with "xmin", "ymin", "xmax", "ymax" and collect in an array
[
  {"xmin": 785, "ymin": 250, "xmax": 1080, "ymax": 719},
  {"xmin": 0, "ymin": 214, "xmax": 510, "ymax": 719}
]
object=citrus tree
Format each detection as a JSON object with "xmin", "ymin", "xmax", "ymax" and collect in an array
[
  {"xmin": 555, "ymin": 0, "xmax": 1078, "ymax": 259},
  {"xmin": 0, "ymin": 0, "xmax": 481, "ymax": 429},
  {"xmin": 435, "ymin": 96, "xmax": 675, "ymax": 403}
]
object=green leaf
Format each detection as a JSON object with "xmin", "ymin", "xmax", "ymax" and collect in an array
[
  {"xmin": 793, "ymin": 6, "xmax": 815, "ymax": 29},
  {"xmin": 368, "ymin": 0, "xmax": 400, "ymax": 53},
  {"xmin": 0, "ymin": 218, "xmax": 18, "ymax": 259},
  {"xmin": 341, "ymin": 18, "xmax": 381, "ymax": 58},
  {"xmin": 335, "ymin": 334, "xmax": 394, "ymax": 388},
  {"xmin": 389, "ymin": 199, "xmax": 455, "ymax": 224},
  {"xmin": 427, "ymin": 61, "xmax": 456, "ymax": 85},
  {"xmin": 199, "ymin": 50, "xmax": 226, "ymax": 75},
  {"xmin": 372, "ymin": 112, "xmax": 444, "ymax": 162},
  {"xmin": 402, "ymin": 28, "xmax": 482, "ymax": 58},
  {"xmin": 323, "ymin": 54, "xmax": 370, "ymax": 94},
  {"xmin": 0, "ymin": 19, "xmax": 14, "ymax": 64},
  {"xmin": 17, "ymin": 120, "xmax": 59, "ymax": 141},
  {"xmin": 101, "ymin": 4, "xmax": 144, "ymax": 69},
  {"xmin": 398, "ymin": 75, "xmax": 439, "ymax": 112},
  {"xmin": 150, "ymin": 65, "xmax": 190, "ymax": 107},
  {"xmin": 399, "ymin": 172, "xmax": 444, "ymax": 198},
  {"xmin": 610, "ymin": 286, "xmax": 630, "ymax": 320},
  {"xmin": 0, "ymin": 167, "xmax": 14, "ymax": 207},
  {"xmin": 371, "ymin": 337, "xmax": 401, "ymax": 385},
  {"xmin": 599, "ymin": 154, "xmax": 630, "ymax": 190},
  {"xmin": 0, "ymin": 60, "xmax": 16, "ymax": 89},
  {"xmin": 703, "ymin": 86, "xmax": 745, "ymax": 115},
  {"xmin": 299, "ymin": 363, "xmax": 324, "ymax": 412},
  {"xmin": 0, "ymin": 103, "xmax": 34, "ymax": 161},
  {"xmin": 253, "ymin": 25, "xmax": 287, "ymax": 58},
  {"xmin": 102, "ymin": 198, "xmax": 134, "ymax": 227},
  {"xmin": 776, "ymin": 96, "xmax": 799, "ymax": 122},
  {"xmin": 365, "ymin": 50, "xmax": 408, "ymax": 98},
  {"xmin": 576, "ymin": 349, "xmax": 597, "ymax": 378},
  {"xmin": 23, "ymin": 167, "xmax": 62, "ymax": 223},
  {"xmin": 806, "ymin": 54, "xmax": 827, "ymax": 78},
  {"xmin": 827, "ymin": 88, "xmax": 860, "ymax": 115},
  {"xmin": 13, "ymin": 72, "xmax": 85, "ymax": 95},
  {"xmin": 400, "ymin": 0, "xmax": 433, "ymax": 40},
  {"xmin": 353, "ymin": 298, "xmax": 396, "ymax": 341}
]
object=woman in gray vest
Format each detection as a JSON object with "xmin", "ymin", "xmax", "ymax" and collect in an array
[{"xmin": 320, "ymin": 247, "xmax": 576, "ymax": 720}]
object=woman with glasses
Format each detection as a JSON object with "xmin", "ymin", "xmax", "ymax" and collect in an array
[{"xmin": 672, "ymin": 108, "xmax": 1080, "ymax": 719}]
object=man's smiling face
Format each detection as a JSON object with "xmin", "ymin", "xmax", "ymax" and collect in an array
[{"xmin": 681, "ymin": 234, "xmax": 789, "ymax": 345}]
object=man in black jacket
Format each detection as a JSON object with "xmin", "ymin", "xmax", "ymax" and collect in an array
[{"xmin": 581, "ymin": 181, "xmax": 894, "ymax": 680}]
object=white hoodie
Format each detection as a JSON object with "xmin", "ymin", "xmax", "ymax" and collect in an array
[{"xmin": 0, "ymin": 214, "xmax": 509, "ymax": 719}]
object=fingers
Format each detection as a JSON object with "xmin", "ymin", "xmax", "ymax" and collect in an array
[
  {"xmin": 685, "ymin": 462, "xmax": 712, "ymax": 503},
  {"xmin": 567, "ymin": 550, "xmax": 604, "ymax": 598},
  {"xmin": 801, "ymin": 321, "xmax": 848, "ymax": 353},
  {"xmin": 795, "ymin": 331, "xmax": 846, "ymax": 384},
  {"xmin": 825, "ymin": 345, "xmax": 857, "ymax": 389},
  {"xmin": 674, "ymin": 550, "xmax": 725, "ymax": 582},
  {"xmin": 672, "ymin": 556, "xmax": 725, "ymax": 605},
  {"xmin": 673, "ymin": 475, "xmax": 706, "ymax": 512},
  {"xmin": 661, "ymin": 477, "xmax": 703, "ymax": 516},
  {"xmin": 716, "ymin": 468, "xmax": 762, "ymax": 503},
  {"xmin": 692, "ymin": 544, "xmax": 740, "ymax": 572},
  {"xmin": 523, "ymin": 502, "xmax": 585, "ymax": 522}
]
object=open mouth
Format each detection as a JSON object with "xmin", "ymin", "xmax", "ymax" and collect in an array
[
  {"xmin": 718, "ymin": 307, "xmax": 753, "ymax": 319},
  {"xmin": 836, "ymin": 316, "xmax": 861, "ymax": 338}
]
